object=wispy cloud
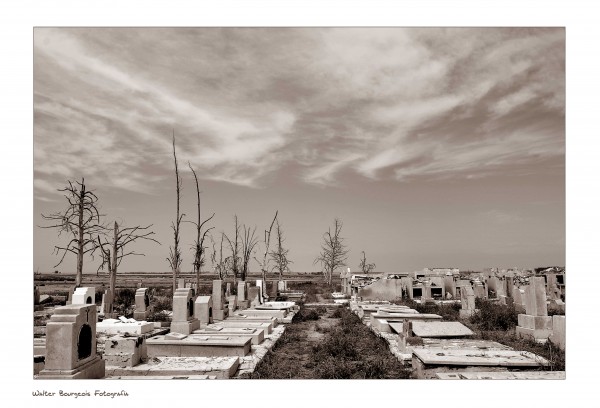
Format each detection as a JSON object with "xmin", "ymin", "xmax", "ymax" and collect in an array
[{"xmin": 34, "ymin": 28, "xmax": 564, "ymax": 195}]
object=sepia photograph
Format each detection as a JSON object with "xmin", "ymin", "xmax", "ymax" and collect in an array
[{"xmin": 32, "ymin": 26, "xmax": 566, "ymax": 382}]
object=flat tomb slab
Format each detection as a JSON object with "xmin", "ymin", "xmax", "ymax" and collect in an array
[
  {"xmin": 233, "ymin": 309, "xmax": 286, "ymax": 319},
  {"xmin": 193, "ymin": 328, "xmax": 264, "ymax": 345},
  {"xmin": 146, "ymin": 335, "xmax": 252, "ymax": 358},
  {"xmin": 105, "ymin": 356, "xmax": 239, "ymax": 379},
  {"xmin": 97, "ymin": 319, "xmax": 154, "ymax": 335},
  {"xmin": 208, "ymin": 321, "xmax": 273, "ymax": 335},
  {"xmin": 421, "ymin": 338, "xmax": 512, "ymax": 351},
  {"xmin": 412, "ymin": 348, "xmax": 549, "ymax": 367},
  {"xmin": 108, "ymin": 375, "xmax": 216, "ymax": 379},
  {"xmin": 225, "ymin": 315, "xmax": 278, "ymax": 327},
  {"xmin": 410, "ymin": 321, "xmax": 474, "ymax": 338},
  {"xmin": 436, "ymin": 371, "xmax": 565, "ymax": 380},
  {"xmin": 376, "ymin": 313, "xmax": 442, "ymax": 323}
]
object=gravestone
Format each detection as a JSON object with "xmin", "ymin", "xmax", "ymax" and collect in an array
[
  {"xmin": 277, "ymin": 280, "xmax": 287, "ymax": 292},
  {"xmin": 516, "ymin": 277, "xmax": 552, "ymax": 340},
  {"xmin": 248, "ymin": 287, "xmax": 261, "ymax": 308},
  {"xmin": 548, "ymin": 315, "xmax": 565, "ymax": 350},
  {"xmin": 72, "ymin": 287, "xmax": 95, "ymax": 306},
  {"xmin": 34, "ymin": 286, "xmax": 40, "ymax": 305},
  {"xmin": 134, "ymin": 288, "xmax": 150, "ymax": 320},
  {"xmin": 170, "ymin": 288, "xmax": 200, "ymax": 335},
  {"xmin": 237, "ymin": 281, "xmax": 249, "ymax": 309},
  {"xmin": 443, "ymin": 275, "xmax": 455, "ymax": 299},
  {"xmin": 421, "ymin": 282, "xmax": 432, "ymax": 303},
  {"xmin": 178, "ymin": 278, "xmax": 186, "ymax": 289},
  {"xmin": 212, "ymin": 280, "xmax": 228, "ymax": 321},
  {"xmin": 473, "ymin": 280, "xmax": 486, "ymax": 299},
  {"xmin": 226, "ymin": 282, "xmax": 231, "ymax": 297},
  {"xmin": 546, "ymin": 274, "xmax": 560, "ymax": 300},
  {"xmin": 227, "ymin": 295, "xmax": 237, "ymax": 315},
  {"xmin": 194, "ymin": 296, "xmax": 213, "ymax": 326},
  {"xmin": 487, "ymin": 277, "xmax": 499, "ymax": 298},
  {"xmin": 506, "ymin": 277, "xmax": 514, "ymax": 298},
  {"xmin": 256, "ymin": 280, "xmax": 265, "ymax": 303},
  {"xmin": 38, "ymin": 304, "xmax": 105, "ymax": 378},
  {"xmin": 401, "ymin": 277, "xmax": 413, "ymax": 299},
  {"xmin": 459, "ymin": 285, "xmax": 476, "ymax": 319},
  {"xmin": 100, "ymin": 288, "xmax": 113, "ymax": 317}
]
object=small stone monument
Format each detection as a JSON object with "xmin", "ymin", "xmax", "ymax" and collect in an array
[
  {"xmin": 226, "ymin": 282, "xmax": 232, "ymax": 297},
  {"xmin": 212, "ymin": 280, "xmax": 228, "ymax": 321},
  {"xmin": 194, "ymin": 296, "xmax": 213, "ymax": 326},
  {"xmin": 473, "ymin": 280, "xmax": 486, "ymax": 299},
  {"xmin": 38, "ymin": 304, "xmax": 105, "ymax": 379},
  {"xmin": 227, "ymin": 295, "xmax": 237, "ymax": 315},
  {"xmin": 459, "ymin": 285, "xmax": 476, "ymax": 318},
  {"xmin": 248, "ymin": 287, "xmax": 261, "ymax": 308},
  {"xmin": 277, "ymin": 280, "xmax": 287, "ymax": 292},
  {"xmin": 515, "ymin": 277, "xmax": 552, "ymax": 340},
  {"xmin": 72, "ymin": 287, "xmax": 96, "ymax": 305},
  {"xmin": 34, "ymin": 286, "xmax": 40, "ymax": 305},
  {"xmin": 100, "ymin": 288, "xmax": 113, "ymax": 318},
  {"xmin": 178, "ymin": 278, "xmax": 186, "ymax": 289},
  {"xmin": 421, "ymin": 281, "xmax": 432, "ymax": 303},
  {"xmin": 237, "ymin": 281, "xmax": 249, "ymax": 309},
  {"xmin": 170, "ymin": 288, "xmax": 200, "ymax": 335},
  {"xmin": 443, "ymin": 274, "xmax": 455, "ymax": 298},
  {"xmin": 102, "ymin": 335, "xmax": 146, "ymax": 367},
  {"xmin": 256, "ymin": 279, "xmax": 265, "ymax": 303},
  {"xmin": 134, "ymin": 288, "xmax": 150, "ymax": 321},
  {"xmin": 548, "ymin": 315, "xmax": 565, "ymax": 350}
]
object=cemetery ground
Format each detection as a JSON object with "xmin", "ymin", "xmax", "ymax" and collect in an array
[{"xmin": 33, "ymin": 274, "xmax": 565, "ymax": 379}]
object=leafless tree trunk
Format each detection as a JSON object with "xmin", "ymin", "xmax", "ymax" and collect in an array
[
  {"xmin": 40, "ymin": 178, "xmax": 105, "ymax": 287},
  {"xmin": 224, "ymin": 215, "xmax": 241, "ymax": 286},
  {"xmin": 97, "ymin": 221, "xmax": 160, "ymax": 313},
  {"xmin": 314, "ymin": 218, "xmax": 349, "ymax": 286},
  {"xmin": 269, "ymin": 219, "xmax": 292, "ymax": 281},
  {"xmin": 241, "ymin": 223, "xmax": 258, "ymax": 282},
  {"xmin": 167, "ymin": 133, "xmax": 184, "ymax": 293},
  {"xmin": 256, "ymin": 211, "xmax": 278, "ymax": 285},
  {"xmin": 188, "ymin": 163, "xmax": 215, "ymax": 292},
  {"xmin": 359, "ymin": 251, "xmax": 376, "ymax": 274}
]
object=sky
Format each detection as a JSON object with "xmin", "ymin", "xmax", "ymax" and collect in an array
[{"xmin": 33, "ymin": 27, "xmax": 565, "ymax": 274}]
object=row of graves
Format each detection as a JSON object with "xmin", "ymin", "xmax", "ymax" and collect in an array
[
  {"xmin": 34, "ymin": 279, "xmax": 298, "ymax": 379},
  {"xmin": 348, "ymin": 276, "xmax": 565, "ymax": 379}
]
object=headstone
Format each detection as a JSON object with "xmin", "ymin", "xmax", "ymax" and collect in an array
[
  {"xmin": 473, "ymin": 280, "xmax": 486, "ymax": 299},
  {"xmin": 134, "ymin": 288, "xmax": 150, "ymax": 321},
  {"xmin": 422, "ymin": 282, "xmax": 432, "ymax": 302},
  {"xmin": 277, "ymin": 280, "xmax": 287, "ymax": 292},
  {"xmin": 38, "ymin": 304, "xmax": 105, "ymax": 378},
  {"xmin": 546, "ymin": 274, "xmax": 560, "ymax": 300},
  {"xmin": 212, "ymin": 280, "xmax": 228, "ymax": 321},
  {"xmin": 237, "ymin": 281, "xmax": 248, "ymax": 301},
  {"xmin": 401, "ymin": 277, "xmax": 413, "ymax": 299},
  {"xmin": 506, "ymin": 277, "xmax": 514, "ymax": 299},
  {"xmin": 459, "ymin": 285, "xmax": 476, "ymax": 319},
  {"xmin": 194, "ymin": 296, "xmax": 213, "ymax": 326},
  {"xmin": 100, "ymin": 288, "xmax": 113, "ymax": 317},
  {"xmin": 72, "ymin": 287, "xmax": 95, "ymax": 305},
  {"xmin": 226, "ymin": 282, "xmax": 232, "ymax": 297},
  {"xmin": 487, "ymin": 277, "xmax": 499, "ymax": 298},
  {"xmin": 548, "ymin": 315, "xmax": 565, "ymax": 350},
  {"xmin": 256, "ymin": 280, "xmax": 264, "ymax": 303},
  {"xmin": 516, "ymin": 277, "xmax": 552, "ymax": 340},
  {"xmin": 248, "ymin": 287, "xmax": 261, "ymax": 308},
  {"xmin": 34, "ymin": 286, "xmax": 40, "ymax": 305},
  {"xmin": 178, "ymin": 278, "xmax": 186, "ymax": 289},
  {"xmin": 269, "ymin": 281, "xmax": 278, "ymax": 297},
  {"xmin": 227, "ymin": 295, "xmax": 237, "ymax": 315},
  {"xmin": 170, "ymin": 288, "xmax": 200, "ymax": 335}
]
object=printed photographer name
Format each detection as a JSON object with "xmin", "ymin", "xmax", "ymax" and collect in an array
[{"xmin": 32, "ymin": 390, "xmax": 129, "ymax": 398}]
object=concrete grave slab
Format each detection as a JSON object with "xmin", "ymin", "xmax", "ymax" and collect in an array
[
  {"xmin": 97, "ymin": 319, "xmax": 154, "ymax": 335},
  {"xmin": 410, "ymin": 321, "xmax": 474, "ymax": 338},
  {"xmin": 105, "ymin": 356, "xmax": 239, "ymax": 379},
  {"xmin": 436, "ymin": 371, "xmax": 565, "ymax": 380},
  {"xmin": 412, "ymin": 348, "xmax": 549, "ymax": 367},
  {"xmin": 146, "ymin": 335, "xmax": 252, "ymax": 358},
  {"xmin": 193, "ymin": 327, "xmax": 264, "ymax": 345}
]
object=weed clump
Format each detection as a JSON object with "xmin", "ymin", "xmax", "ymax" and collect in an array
[{"xmin": 470, "ymin": 299, "xmax": 518, "ymax": 331}]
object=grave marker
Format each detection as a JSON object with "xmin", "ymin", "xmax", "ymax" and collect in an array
[
  {"xmin": 170, "ymin": 288, "xmax": 200, "ymax": 335},
  {"xmin": 133, "ymin": 288, "xmax": 150, "ymax": 321}
]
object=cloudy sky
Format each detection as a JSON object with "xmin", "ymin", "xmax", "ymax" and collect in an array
[{"xmin": 33, "ymin": 27, "xmax": 565, "ymax": 274}]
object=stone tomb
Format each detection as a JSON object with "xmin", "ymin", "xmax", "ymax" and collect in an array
[
  {"xmin": 473, "ymin": 280, "xmax": 486, "ymax": 299},
  {"xmin": 212, "ymin": 280, "xmax": 229, "ymax": 321},
  {"xmin": 72, "ymin": 287, "xmax": 95, "ymax": 305},
  {"xmin": 100, "ymin": 288, "xmax": 114, "ymax": 317},
  {"xmin": 170, "ymin": 288, "xmax": 200, "ymax": 335},
  {"xmin": 227, "ymin": 295, "xmax": 237, "ymax": 315},
  {"xmin": 516, "ymin": 277, "xmax": 552, "ymax": 340},
  {"xmin": 256, "ymin": 279, "xmax": 265, "ymax": 303},
  {"xmin": 133, "ymin": 288, "xmax": 150, "ymax": 321},
  {"xmin": 147, "ymin": 334, "xmax": 252, "ymax": 358},
  {"xmin": 194, "ymin": 295, "xmax": 213, "ymax": 326},
  {"xmin": 548, "ymin": 315, "xmax": 566, "ymax": 350},
  {"xmin": 248, "ymin": 286, "xmax": 262, "ymax": 309},
  {"xmin": 237, "ymin": 281, "xmax": 250, "ymax": 309},
  {"xmin": 459, "ymin": 285, "xmax": 476, "ymax": 319},
  {"xmin": 410, "ymin": 321, "xmax": 473, "ymax": 338},
  {"xmin": 38, "ymin": 304, "xmax": 105, "ymax": 379},
  {"xmin": 103, "ymin": 335, "xmax": 147, "ymax": 367},
  {"xmin": 193, "ymin": 326, "xmax": 264, "ymax": 345},
  {"xmin": 97, "ymin": 317, "xmax": 154, "ymax": 335}
]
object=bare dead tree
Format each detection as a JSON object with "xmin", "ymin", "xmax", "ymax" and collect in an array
[
  {"xmin": 166, "ymin": 133, "xmax": 185, "ymax": 293},
  {"xmin": 269, "ymin": 219, "xmax": 293, "ymax": 281},
  {"xmin": 224, "ymin": 215, "xmax": 241, "ymax": 286},
  {"xmin": 188, "ymin": 162, "xmax": 215, "ymax": 292},
  {"xmin": 314, "ymin": 218, "xmax": 349, "ymax": 286},
  {"xmin": 210, "ymin": 233, "xmax": 228, "ymax": 280},
  {"xmin": 97, "ymin": 221, "xmax": 160, "ymax": 313},
  {"xmin": 40, "ymin": 178, "xmax": 105, "ymax": 286},
  {"xmin": 257, "ymin": 211, "xmax": 278, "ymax": 285},
  {"xmin": 241, "ymin": 223, "xmax": 259, "ymax": 282},
  {"xmin": 359, "ymin": 250, "xmax": 376, "ymax": 275}
]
